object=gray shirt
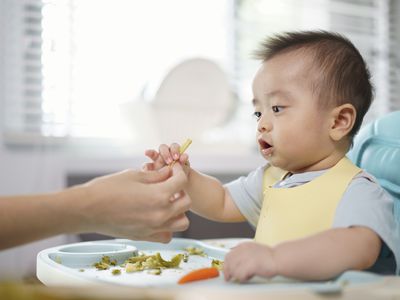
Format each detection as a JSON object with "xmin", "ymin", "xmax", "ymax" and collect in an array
[{"xmin": 225, "ymin": 164, "xmax": 400, "ymax": 275}]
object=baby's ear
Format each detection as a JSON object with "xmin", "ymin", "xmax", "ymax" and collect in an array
[{"xmin": 329, "ymin": 104, "xmax": 356, "ymax": 141}]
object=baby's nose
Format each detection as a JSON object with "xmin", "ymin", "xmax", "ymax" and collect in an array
[{"xmin": 257, "ymin": 117, "xmax": 272, "ymax": 132}]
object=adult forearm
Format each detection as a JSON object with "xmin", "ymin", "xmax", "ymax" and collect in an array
[
  {"xmin": 0, "ymin": 187, "xmax": 85, "ymax": 250},
  {"xmin": 273, "ymin": 227, "xmax": 381, "ymax": 280}
]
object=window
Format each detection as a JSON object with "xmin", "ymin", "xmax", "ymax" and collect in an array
[
  {"xmin": 2, "ymin": 0, "xmax": 233, "ymax": 145},
  {"xmin": 2, "ymin": 0, "xmax": 399, "ymax": 148},
  {"xmin": 1, "ymin": 0, "xmax": 45, "ymax": 143}
]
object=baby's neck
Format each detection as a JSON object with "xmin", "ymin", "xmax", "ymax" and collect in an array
[{"xmin": 290, "ymin": 152, "xmax": 346, "ymax": 174}]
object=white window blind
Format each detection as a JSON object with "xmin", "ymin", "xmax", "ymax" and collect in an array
[
  {"xmin": 1, "ymin": 0, "xmax": 44, "ymax": 143},
  {"xmin": 2, "ymin": 0, "xmax": 399, "ymax": 146},
  {"xmin": 234, "ymin": 0, "xmax": 397, "ymax": 125},
  {"xmin": 2, "ymin": 0, "xmax": 232, "ymax": 145}
]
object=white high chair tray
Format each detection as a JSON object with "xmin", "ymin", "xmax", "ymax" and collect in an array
[{"xmin": 37, "ymin": 238, "xmax": 383, "ymax": 293}]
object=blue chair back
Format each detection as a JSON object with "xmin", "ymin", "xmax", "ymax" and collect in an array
[{"xmin": 348, "ymin": 111, "xmax": 400, "ymax": 223}]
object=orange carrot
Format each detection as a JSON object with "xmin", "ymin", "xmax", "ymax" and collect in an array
[{"xmin": 178, "ymin": 267, "xmax": 219, "ymax": 284}]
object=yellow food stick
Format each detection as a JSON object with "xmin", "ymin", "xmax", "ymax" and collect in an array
[
  {"xmin": 179, "ymin": 138, "xmax": 192, "ymax": 154},
  {"xmin": 170, "ymin": 138, "xmax": 192, "ymax": 167}
]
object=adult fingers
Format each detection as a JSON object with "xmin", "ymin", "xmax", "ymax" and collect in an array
[
  {"xmin": 169, "ymin": 191, "xmax": 191, "ymax": 217},
  {"xmin": 169, "ymin": 190, "xmax": 185, "ymax": 203},
  {"xmin": 158, "ymin": 213, "xmax": 190, "ymax": 233},
  {"xmin": 179, "ymin": 153, "xmax": 189, "ymax": 164},
  {"xmin": 146, "ymin": 232, "xmax": 173, "ymax": 243},
  {"xmin": 137, "ymin": 167, "xmax": 171, "ymax": 184},
  {"xmin": 156, "ymin": 164, "xmax": 188, "ymax": 197}
]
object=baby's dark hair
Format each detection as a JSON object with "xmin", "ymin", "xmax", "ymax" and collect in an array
[{"xmin": 254, "ymin": 30, "xmax": 374, "ymax": 139}]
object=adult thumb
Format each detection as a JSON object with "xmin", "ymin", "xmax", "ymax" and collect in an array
[
  {"xmin": 138, "ymin": 167, "xmax": 171, "ymax": 184},
  {"xmin": 156, "ymin": 163, "xmax": 188, "ymax": 195}
]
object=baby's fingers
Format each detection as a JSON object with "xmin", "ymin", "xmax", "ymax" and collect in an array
[
  {"xmin": 159, "ymin": 144, "xmax": 174, "ymax": 164},
  {"xmin": 142, "ymin": 162, "xmax": 155, "ymax": 171},
  {"xmin": 145, "ymin": 149, "xmax": 166, "ymax": 170},
  {"xmin": 170, "ymin": 143, "xmax": 181, "ymax": 161},
  {"xmin": 145, "ymin": 149, "xmax": 159, "ymax": 162}
]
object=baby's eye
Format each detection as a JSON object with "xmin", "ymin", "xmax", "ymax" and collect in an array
[
  {"xmin": 253, "ymin": 111, "xmax": 262, "ymax": 120},
  {"xmin": 272, "ymin": 106, "xmax": 283, "ymax": 113}
]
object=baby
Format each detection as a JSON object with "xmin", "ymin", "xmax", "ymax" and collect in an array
[{"xmin": 144, "ymin": 31, "xmax": 399, "ymax": 282}]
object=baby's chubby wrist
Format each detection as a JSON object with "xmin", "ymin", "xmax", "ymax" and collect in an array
[
  {"xmin": 268, "ymin": 243, "xmax": 299, "ymax": 279},
  {"xmin": 252, "ymin": 243, "xmax": 281, "ymax": 278},
  {"xmin": 268, "ymin": 246, "xmax": 281, "ymax": 277}
]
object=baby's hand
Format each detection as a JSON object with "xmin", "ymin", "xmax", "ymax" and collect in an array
[
  {"xmin": 143, "ymin": 143, "xmax": 190, "ymax": 172},
  {"xmin": 223, "ymin": 242, "xmax": 278, "ymax": 283}
]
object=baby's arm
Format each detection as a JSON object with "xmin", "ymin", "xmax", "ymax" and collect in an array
[
  {"xmin": 224, "ymin": 226, "xmax": 381, "ymax": 282},
  {"xmin": 144, "ymin": 143, "xmax": 246, "ymax": 222},
  {"xmin": 185, "ymin": 167, "xmax": 246, "ymax": 222}
]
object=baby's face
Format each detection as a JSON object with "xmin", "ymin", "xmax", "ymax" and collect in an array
[{"xmin": 252, "ymin": 51, "xmax": 335, "ymax": 173}]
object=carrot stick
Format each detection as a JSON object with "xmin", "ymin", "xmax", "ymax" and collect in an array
[{"xmin": 178, "ymin": 267, "xmax": 219, "ymax": 284}]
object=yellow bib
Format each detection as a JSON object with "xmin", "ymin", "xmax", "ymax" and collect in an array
[{"xmin": 254, "ymin": 157, "xmax": 361, "ymax": 246}]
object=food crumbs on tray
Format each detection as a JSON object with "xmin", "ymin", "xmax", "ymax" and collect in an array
[
  {"xmin": 79, "ymin": 269, "xmax": 85, "ymax": 272},
  {"xmin": 184, "ymin": 246, "xmax": 207, "ymax": 257},
  {"xmin": 93, "ymin": 252, "xmax": 186, "ymax": 274},
  {"xmin": 93, "ymin": 255, "xmax": 118, "ymax": 270},
  {"xmin": 55, "ymin": 256, "xmax": 62, "ymax": 264},
  {"xmin": 211, "ymin": 259, "xmax": 224, "ymax": 270},
  {"xmin": 183, "ymin": 253, "xmax": 189, "ymax": 262},
  {"xmin": 125, "ymin": 262, "xmax": 143, "ymax": 273},
  {"xmin": 125, "ymin": 252, "xmax": 182, "ymax": 273},
  {"xmin": 111, "ymin": 269, "xmax": 121, "ymax": 276},
  {"xmin": 148, "ymin": 268, "xmax": 162, "ymax": 275}
]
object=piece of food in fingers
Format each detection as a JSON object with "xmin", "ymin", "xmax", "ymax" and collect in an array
[{"xmin": 170, "ymin": 138, "xmax": 192, "ymax": 167}]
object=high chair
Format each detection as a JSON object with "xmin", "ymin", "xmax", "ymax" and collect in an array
[{"xmin": 347, "ymin": 111, "xmax": 400, "ymax": 223}]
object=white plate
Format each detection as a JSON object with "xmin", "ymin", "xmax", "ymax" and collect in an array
[
  {"xmin": 202, "ymin": 238, "xmax": 253, "ymax": 249},
  {"xmin": 37, "ymin": 238, "xmax": 384, "ymax": 293},
  {"xmin": 37, "ymin": 238, "xmax": 227, "ymax": 287}
]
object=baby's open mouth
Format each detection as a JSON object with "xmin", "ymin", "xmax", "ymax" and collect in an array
[
  {"xmin": 258, "ymin": 139, "xmax": 273, "ymax": 157},
  {"xmin": 259, "ymin": 139, "xmax": 272, "ymax": 149}
]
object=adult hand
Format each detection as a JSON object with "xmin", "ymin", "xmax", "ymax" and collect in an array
[
  {"xmin": 0, "ymin": 164, "xmax": 191, "ymax": 250},
  {"xmin": 76, "ymin": 163, "xmax": 191, "ymax": 243}
]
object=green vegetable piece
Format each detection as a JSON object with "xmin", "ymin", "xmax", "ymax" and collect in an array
[
  {"xmin": 94, "ymin": 255, "xmax": 118, "ymax": 270},
  {"xmin": 156, "ymin": 253, "xmax": 183, "ymax": 268},
  {"xmin": 211, "ymin": 259, "xmax": 224, "ymax": 270},
  {"xmin": 125, "ymin": 262, "xmax": 144, "ymax": 273},
  {"xmin": 124, "ymin": 252, "xmax": 182, "ymax": 273},
  {"xmin": 125, "ymin": 255, "xmax": 151, "ymax": 264},
  {"xmin": 184, "ymin": 246, "xmax": 207, "ymax": 257},
  {"xmin": 93, "ymin": 261, "xmax": 109, "ymax": 270},
  {"xmin": 111, "ymin": 269, "xmax": 121, "ymax": 275}
]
